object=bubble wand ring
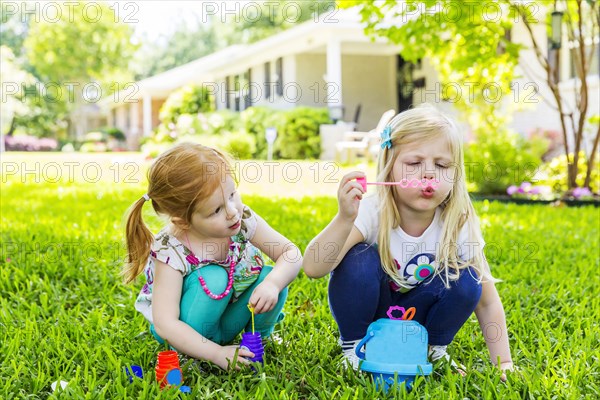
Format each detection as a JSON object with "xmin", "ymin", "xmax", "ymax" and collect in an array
[
  {"xmin": 386, "ymin": 305, "xmax": 416, "ymax": 321},
  {"xmin": 356, "ymin": 177, "xmax": 439, "ymax": 192}
]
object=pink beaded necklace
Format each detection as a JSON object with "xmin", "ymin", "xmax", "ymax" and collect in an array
[{"xmin": 185, "ymin": 232, "xmax": 236, "ymax": 300}]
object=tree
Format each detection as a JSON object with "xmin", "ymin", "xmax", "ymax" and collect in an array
[
  {"xmin": 23, "ymin": 1, "xmax": 137, "ymax": 115},
  {"xmin": 343, "ymin": 0, "xmax": 599, "ymax": 193},
  {"xmin": 133, "ymin": 0, "xmax": 336, "ymax": 80},
  {"xmin": 340, "ymin": 0, "xmax": 521, "ymax": 136},
  {"xmin": 0, "ymin": 46, "xmax": 68, "ymax": 141},
  {"xmin": 1, "ymin": 46, "xmax": 34, "ymax": 136},
  {"xmin": 133, "ymin": 19, "xmax": 218, "ymax": 80},
  {"xmin": 1, "ymin": 2, "xmax": 31, "ymax": 58},
  {"xmin": 512, "ymin": 0, "xmax": 599, "ymax": 191},
  {"xmin": 1, "ymin": 5, "xmax": 69, "ymax": 141},
  {"xmin": 232, "ymin": 0, "xmax": 337, "ymax": 43}
]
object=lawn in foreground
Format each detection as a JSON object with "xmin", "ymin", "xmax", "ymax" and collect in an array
[{"xmin": 1, "ymin": 162, "xmax": 599, "ymax": 399}]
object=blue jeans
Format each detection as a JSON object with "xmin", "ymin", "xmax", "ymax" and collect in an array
[
  {"xmin": 151, "ymin": 265, "xmax": 287, "ymax": 345},
  {"xmin": 328, "ymin": 243, "xmax": 482, "ymax": 345}
]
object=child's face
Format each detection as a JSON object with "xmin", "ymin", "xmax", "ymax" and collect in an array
[
  {"xmin": 189, "ymin": 175, "xmax": 243, "ymax": 240},
  {"xmin": 391, "ymin": 136, "xmax": 456, "ymax": 213}
]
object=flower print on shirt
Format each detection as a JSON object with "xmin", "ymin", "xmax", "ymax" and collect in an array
[
  {"xmin": 404, "ymin": 253, "xmax": 436, "ymax": 285},
  {"xmin": 389, "ymin": 253, "xmax": 436, "ymax": 291}
]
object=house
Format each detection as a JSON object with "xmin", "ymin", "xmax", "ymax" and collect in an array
[{"xmin": 97, "ymin": 6, "xmax": 598, "ymax": 154}]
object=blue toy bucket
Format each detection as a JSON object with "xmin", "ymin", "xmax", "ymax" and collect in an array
[
  {"xmin": 355, "ymin": 319, "xmax": 432, "ymax": 393},
  {"xmin": 371, "ymin": 372, "xmax": 415, "ymax": 392}
]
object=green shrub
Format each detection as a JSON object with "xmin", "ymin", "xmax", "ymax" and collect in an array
[
  {"xmin": 159, "ymin": 85, "xmax": 215, "ymax": 125},
  {"xmin": 146, "ymin": 106, "xmax": 331, "ymax": 159},
  {"xmin": 79, "ymin": 142, "xmax": 108, "ymax": 152},
  {"xmin": 464, "ymin": 129, "xmax": 547, "ymax": 194},
  {"xmin": 538, "ymin": 152, "xmax": 599, "ymax": 193},
  {"xmin": 274, "ymin": 107, "xmax": 331, "ymax": 159},
  {"xmin": 83, "ymin": 131, "xmax": 105, "ymax": 142},
  {"xmin": 101, "ymin": 127, "xmax": 125, "ymax": 141},
  {"xmin": 175, "ymin": 133, "xmax": 222, "ymax": 149},
  {"xmin": 173, "ymin": 131, "xmax": 255, "ymax": 160},
  {"xmin": 240, "ymin": 106, "xmax": 277, "ymax": 158},
  {"xmin": 222, "ymin": 131, "xmax": 256, "ymax": 160},
  {"xmin": 198, "ymin": 109, "xmax": 242, "ymax": 136},
  {"xmin": 140, "ymin": 127, "xmax": 177, "ymax": 158}
]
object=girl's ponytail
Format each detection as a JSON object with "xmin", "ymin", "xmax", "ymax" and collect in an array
[
  {"xmin": 123, "ymin": 197, "xmax": 154, "ymax": 283},
  {"xmin": 121, "ymin": 143, "xmax": 235, "ymax": 284}
]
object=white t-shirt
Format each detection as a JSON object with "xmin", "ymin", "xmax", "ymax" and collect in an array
[{"xmin": 354, "ymin": 195, "xmax": 484, "ymax": 292}]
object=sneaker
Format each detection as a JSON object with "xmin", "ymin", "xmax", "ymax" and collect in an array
[
  {"xmin": 428, "ymin": 345, "xmax": 466, "ymax": 375},
  {"xmin": 339, "ymin": 339, "xmax": 361, "ymax": 370}
]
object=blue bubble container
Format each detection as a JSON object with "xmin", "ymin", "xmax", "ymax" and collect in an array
[{"xmin": 355, "ymin": 319, "xmax": 432, "ymax": 392}]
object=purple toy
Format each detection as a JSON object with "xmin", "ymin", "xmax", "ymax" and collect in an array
[{"xmin": 240, "ymin": 331, "xmax": 264, "ymax": 364}]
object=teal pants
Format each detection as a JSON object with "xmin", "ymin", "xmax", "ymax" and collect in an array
[{"xmin": 151, "ymin": 265, "xmax": 287, "ymax": 345}]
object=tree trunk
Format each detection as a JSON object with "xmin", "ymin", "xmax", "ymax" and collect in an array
[
  {"xmin": 584, "ymin": 123, "xmax": 600, "ymax": 189},
  {"xmin": 568, "ymin": 0, "xmax": 591, "ymax": 189},
  {"xmin": 7, "ymin": 116, "xmax": 16, "ymax": 137}
]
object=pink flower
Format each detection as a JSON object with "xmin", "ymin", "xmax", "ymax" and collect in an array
[
  {"xmin": 519, "ymin": 182, "xmax": 532, "ymax": 193},
  {"xmin": 507, "ymin": 185, "xmax": 519, "ymax": 196},
  {"xmin": 573, "ymin": 187, "xmax": 592, "ymax": 199}
]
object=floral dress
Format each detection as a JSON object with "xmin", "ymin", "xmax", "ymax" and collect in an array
[{"xmin": 135, "ymin": 205, "xmax": 265, "ymax": 323}]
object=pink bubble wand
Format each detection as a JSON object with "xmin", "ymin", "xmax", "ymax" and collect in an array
[{"xmin": 356, "ymin": 177, "xmax": 439, "ymax": 192}]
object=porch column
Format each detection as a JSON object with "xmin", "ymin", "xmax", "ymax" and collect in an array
[
  {"xmin": 129, "ymin": 101, "xmax": 139, "ymax": 137},
  {"xmin": 142, "ymin": 93, "xmax": 152, "ymax": 137},
  {"xmin": 326, "ymin": 37, "xmax": 343, "ymax": 110}
]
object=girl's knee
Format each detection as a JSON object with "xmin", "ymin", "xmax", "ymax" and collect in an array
[
  {"xmin": 451, "ymin": 267, "xmax": 482, "ymax": 303},
  {"xmin": 334, "ymin": 243, "xmax": 380, "ymax": 277},
  {"xmin": 183, "ymin": 264, "xmax": 229, "ymax": 295},
  {"xmin": 252, "ymin": 286, "xmax": 288, "ymax": 337}
]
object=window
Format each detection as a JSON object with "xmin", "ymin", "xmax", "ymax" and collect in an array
[
  {"xmin": 264, "ymin": 62, "xmax": 271, "ymax": 100},
  {"xmin": 570, "ymin": 43, "xmax": 599, "ymax": 79},
  {"xmin": 225, "ymin": 76, "xmax": 230, "ymax": 109},
  {"xmin": 244, "ymin": 69, "xmax": 252, "ymax": 109},
  {"xmin": 234, "ymin": 75, "xmax": 240, "ymax": 112},
  {"xmin": 276, "ymin": 57, "xmax": 283, "ymax": 97}
]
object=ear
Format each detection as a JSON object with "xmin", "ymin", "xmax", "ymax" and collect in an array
[{"xmin": 171, "ymin": 217, "xmax": 190, "ymax": 230}]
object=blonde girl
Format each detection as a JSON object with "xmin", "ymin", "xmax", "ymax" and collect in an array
[
  {"xmin": 125, "ymin": 143, "xmax": 301, "ymax": 370},
  {"xmin": 303, "ymin": 105, "xmax": 513, "ymax": 379}
]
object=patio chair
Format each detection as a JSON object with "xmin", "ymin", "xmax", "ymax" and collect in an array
[{"xmin": 335, "ymin": 109, "xmax": 396, "ymax": 163}]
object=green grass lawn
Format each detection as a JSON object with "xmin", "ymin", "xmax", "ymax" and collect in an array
[{"xmin": 1, "ymin": 154, "xmax": 599, "ymax": 399}]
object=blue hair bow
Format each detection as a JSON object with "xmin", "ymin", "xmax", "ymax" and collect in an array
[{"xmin": 380, "ymin": 125, "xmax": 392, "ymax": 149}]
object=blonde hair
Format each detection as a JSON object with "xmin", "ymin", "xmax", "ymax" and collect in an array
[
  {"xmin": 375, "ymin": 104, "xmax": 494, "ymax": 289},
  {"xmin": 123, "ymin": 143, "xmax": 236, "ymax": 283}
]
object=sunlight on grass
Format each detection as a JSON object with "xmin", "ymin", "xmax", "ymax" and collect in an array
[
  {"xmin": 0, "ymin": 152, "xmax": 376, "ymax": 198},
  {"xmin": 1, "ymin": 154, "xmax": 599, "ymax": 398}
]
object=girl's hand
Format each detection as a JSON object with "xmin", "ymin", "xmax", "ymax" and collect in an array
[
  {"xmin": 249, "ymin": 280, "xmax": 279, "ymax": 314},
  {"xmin": 212, "ymin": 345, "xmax": 254, "ymax": 370},
  {"xmin": 499, "ymin": 361, "xmax": 514, "ymax": 382},
  {"xmin": 337, "ymin": 171, "xmax": 365, "ymax": 222}
]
